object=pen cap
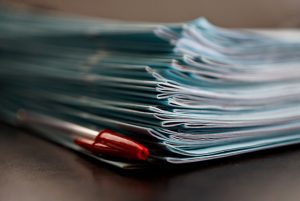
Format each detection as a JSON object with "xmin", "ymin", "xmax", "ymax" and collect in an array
[
  {"xmin": 95, "ymin": 129, "xmax": 149, "ymax": 161},
  {"xmin": 75, "ymin": 129, "xmax": 149, "ymax": 161}
]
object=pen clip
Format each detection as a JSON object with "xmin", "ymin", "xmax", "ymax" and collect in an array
[{"xmin": 74, "ymin": 129, "xmax": 149, "ymax": 161}]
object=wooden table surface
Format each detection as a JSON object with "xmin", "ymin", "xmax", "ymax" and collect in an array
[{"xmin": 1, "ymin": 123, "xmax": 300, "ymax": 201}]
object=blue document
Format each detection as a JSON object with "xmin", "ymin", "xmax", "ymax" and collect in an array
[{"xmin": 1, "ymin": 8, "xmax": 300, "ymax": 168}]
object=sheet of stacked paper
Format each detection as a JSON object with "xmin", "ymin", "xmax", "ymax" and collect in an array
[{"xmin": 1, "ymin": 8, "xmax": 300, "ymax": 167}]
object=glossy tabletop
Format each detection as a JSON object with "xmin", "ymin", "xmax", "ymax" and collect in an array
[{"xmin": 1, "ymin": 123, "xmax": 300, "ymax": 201}]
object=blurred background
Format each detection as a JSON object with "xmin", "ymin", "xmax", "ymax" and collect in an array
[{"xmin": 1, "ymin": 0, "xmax": 300, "ymax": 27}]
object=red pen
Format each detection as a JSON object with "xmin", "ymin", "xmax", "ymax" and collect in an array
[{"xmin": 17, "ymin": 110, "xmax": 149, "ymax": 161}]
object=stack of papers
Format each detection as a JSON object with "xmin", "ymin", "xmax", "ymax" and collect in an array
[{"xmin": 1, "ymin": 8, "xmax": 300, "ymax": 168}]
